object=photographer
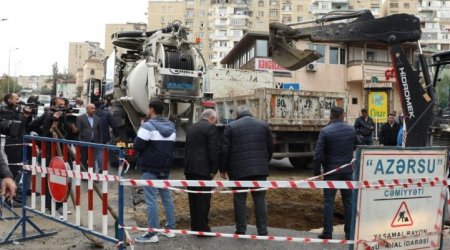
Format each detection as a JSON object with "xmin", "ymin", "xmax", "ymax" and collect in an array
[
  {"xmin": 29, "ymin": 97, "xmax": 67, "ymax": 212},
  {"xmin": 1, "ymin": 93, "xmax": 32, "ymax": 206}
]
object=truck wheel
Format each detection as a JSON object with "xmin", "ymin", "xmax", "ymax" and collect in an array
[
  {"xmin": 288, "ymin": 144, "xmax": 313, "ymax": 169},
  {"xmin": 289, "ymin": 157, "xmax": 311, "ymax": 169}
]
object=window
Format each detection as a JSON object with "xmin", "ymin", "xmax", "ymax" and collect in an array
[
  {"xmin": 297, "ymin": 5, "xmax": 303, "ymax": 11},
  {"xmin": 390, "ymin": 3, "xmax": 399, "ymax": 8},
  {"xmin": 257, "ymin": 22, "xmax": 264, "ymax": 29},
  {"xmin": 256, "ymin": 40, "xmax": 268, "ymax": 57},
  {"xmin": 270, "ymin": 11, "xmax": 278, "ymax": 17},
  {"xmin": 308, "ymin": 44, "xmax": 325, "ymax": 63},
  {"xmin": 219, "ymin": 8, "xmax": 227, "ymax": 16},
  {"xmin": 329, "ymin": 47, "xmax": 345, "ymax": 65},
  {"xmin": 220, "ymin": 41, "xmax": 227, "ymax": 47},
  {"xmin": 366, "ymin": 51, "xmax": 375, "ymax": 61},
  {"xmin": 404, "ymin": 3, "xmax": 410, "ymax": 8},
  {"xmin": 259, "ymin": 11, "xmax": 264, "ymax": 17},
  {"xmin": 199, "ymin": 10, "xmax": 205, "ymax": 17},
  {"xmin": 352, "ymin": 98, "xmax": 358, "ymax": 105},
  {"xmin": 297, "ymin": 16, "xmax": 303, "ymax": 22},
  {"xmin": 258, "ymin": 0, "xmax": 264, "ymax": 7},
  {"xmin": 218, "ymin": 30, "xmax": 227, "ymax": 37},
  {"xmin": 186, "ymin": 10, "xmax": 194, "ymax": 17},
  {"xmin": 233, "ymin": 30, "xmax": 241, "ymax": 37}
]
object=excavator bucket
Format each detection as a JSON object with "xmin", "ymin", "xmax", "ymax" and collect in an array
[
  {"xmin": 272, "ymin": 44, "xmax": 323, "ymax": 71},
  {"xmin": 269, "ymin": 22, "xmax": 323, "ymax": 71}
]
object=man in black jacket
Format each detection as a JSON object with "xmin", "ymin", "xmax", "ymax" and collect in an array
[
  {"xmin": 185, "ymin": 109, "xmax": 219, "ymax": 233},
  {"xmin": 379, "ymin": 113, "xmax": 400, "ymax": 146},
  {"xmin": 314, "ymin": 107, "xmax": 358, "ymax": 240},
  {"xmin": 220, "ymin": 106, "xmax": 273, "ymax": 236},
  {"xmin": 354, "ymin": 108, "xmax": 375, "ymax": 145}
]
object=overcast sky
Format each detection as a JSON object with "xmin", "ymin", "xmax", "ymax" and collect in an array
[{"xmin": 0, "ymin": 0, "xmax": 148, "ymax": 76}]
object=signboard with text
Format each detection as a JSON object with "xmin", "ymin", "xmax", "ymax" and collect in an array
[
  {"xmin": 254, "ymin": 58, "xmax": 290, "ymax": 73},
  {"xmin": 353, "ymin": 147, "xmax": 448, "ymax": 250},
  {"xmin": 368, "ymin": 91, "xmax": 388, "ymax": 123}
]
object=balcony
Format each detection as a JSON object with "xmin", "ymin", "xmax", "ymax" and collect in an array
[
  {"xmin": 347, "ymin": 60, "xmax": 393, "ymax": 84},
  {"xmin": 309, "ymin": 7, "xmax": 331, "ymax": 15}
]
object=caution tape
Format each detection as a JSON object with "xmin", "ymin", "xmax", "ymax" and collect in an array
[
  {"xmin": 120, "ymin": 225, "xmax": 450, "ymax": 246},
  {"xmin": 120, "ymin": 177, "xmax": 449, "ymax": 190},
  {"xmin": 22, "ymin": 164, "xmax": 120, "ymax": 182}
]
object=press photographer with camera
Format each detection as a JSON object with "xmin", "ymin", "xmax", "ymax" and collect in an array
[
  {"xmin": 1, "ymin": 93, "xmax": 32, "ymax": 206},
  {"xmin": 29, "ymin": 97, "xmax": 69, "ymax": 212}
]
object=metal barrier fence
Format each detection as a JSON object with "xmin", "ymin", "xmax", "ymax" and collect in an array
[{"xmin": 0, "ymin": 135, "xmax": 127, "ymax": 248}]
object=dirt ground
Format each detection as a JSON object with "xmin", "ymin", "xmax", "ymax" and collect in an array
[{"xmin": 133, "ymin": 159, "xmax": 345, "ymax": 232}]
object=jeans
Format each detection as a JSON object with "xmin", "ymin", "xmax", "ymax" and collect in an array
[
  {"xmin": 322, "ymin": 173, "xmax": 353, "ymax": 239},
  {"xmin": 95, "ymin": 149, "xmax": 103, "ymax": 173},
  {"xmin": 142, "ymin": 171, "xmax": 176, "ymax": 232},
  {"xmin": 233, "ymin": 176, "xmax": 267, "ymax": 235}
]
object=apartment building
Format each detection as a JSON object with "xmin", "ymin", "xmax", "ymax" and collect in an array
[
  {"xmin": 416, "ymin": 0, "xmax": 450, "ymax": 52},
  {"xmin": 68, "ymin": 41, "xmax": 104, "ymax": 76},
  {"xmin": 104, "ymin": 23, "xmax": 147, "ymax": 56},
  {"xmin": 17, "ymin": 75, "xmax": 50, "ymax": 90}
]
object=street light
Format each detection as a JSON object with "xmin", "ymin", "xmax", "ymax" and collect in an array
[{"xmin": 8, "ymin": 48, "xmax": 19, "ymax": 93}]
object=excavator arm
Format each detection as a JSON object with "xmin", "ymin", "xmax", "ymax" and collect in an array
[{"xmin": 269, "ymin": 10, "xmax": 441, "ymax": 147}]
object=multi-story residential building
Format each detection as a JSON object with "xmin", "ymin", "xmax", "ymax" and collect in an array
[
  {"xmin": 382, "ymin": 0, "xmax": 418, "ymax": 15},
  {"xmin": 104, "ymin": 22, "xmax": 147, "ymax": 56},
  {"xmin": 68, "ymin": 41, "xmax": 104, "ymax": 76},
  {"xmin": 17, "ymin": 75, "xmax": 51, "ymax": 90},
  {"xmin": 416, "ymin": 0, "xmax": 450, "ymax": 52}
]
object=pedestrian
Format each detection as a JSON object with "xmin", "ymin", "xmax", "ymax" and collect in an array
[
  {"xmin": 314, "ymin": 106, "xmax": 358, "ymax": 240},
  {"xmin": 134, "ymin": 99, "xmax": 176, "ymax": 243},
  {"xmin": 184, "ymin": 109, "xmax": 219, "ymax": 234},
  {"xmin": 220, "ymin": 106, "xmax": 273, "ymax": 236},
  {"xmin": 354, "ymin": 108, "xmax": 375, "ymax": 145},
  {"xmin": 93, "ymin": 100, "xmax": 119, "ymax": 145},
  {"xmin": 1, "ymin": 93, "xmax": 32, "ymax": 206},
  {"xmin": 28, "ymin": 97, "xmax": 67, "ymax": 213},
  {"xmin": 379, "ymin": 113, "xmax": 400, "ymax": 146},
  {"xmin": 76, "ymin": 104, "xmax": 101, "ymax": 173}
]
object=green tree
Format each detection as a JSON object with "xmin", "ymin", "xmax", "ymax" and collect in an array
[
  {"xmin": 40, "ymin": 85, "xmax": 53, "ymax": 95},
  {"xmin": 0, "ymin": 74, "xmax": 22, "ymax": 97},
  {"xmin": 436, "ymin": 73, "xmax": 450, "ymax": 108}
]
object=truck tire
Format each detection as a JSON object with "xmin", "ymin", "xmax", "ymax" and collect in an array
[{"xmin": 288, "ymin": 144, "xmax": 313, "ymax": 169}]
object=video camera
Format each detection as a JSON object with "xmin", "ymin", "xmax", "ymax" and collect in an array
[
  {"xmin": 0, "ymin": 106, "xmax": 24, "ymax": 137},
  {"xmin": 18, "ymin": 101, "xmax": 38, "ymax": 115}
]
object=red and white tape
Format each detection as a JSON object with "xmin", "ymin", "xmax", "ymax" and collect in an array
[
  {"xmin": 120, "ymin": 177, "xmax": 449, "ymax": 190},
  {"xmin": 22, "ymin": 164, "xmax": 120, "ymax": 182}
]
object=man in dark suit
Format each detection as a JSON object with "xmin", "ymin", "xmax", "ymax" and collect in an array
[
  {"xmin": 184, "ymin": 109, "xmax": 219, "ymax": 233},
  {"xmin": 76, "ymin": 103, "xmax": 101, "ymax": 172}
]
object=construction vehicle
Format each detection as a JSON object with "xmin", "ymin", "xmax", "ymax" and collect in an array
[
  {"xmin": 209, "ymin": 68, "xmax": 347, "ymax": 169},
  {"xmin": 269, "ymin": 9, "xmax": 450, "ymax": 148},
  {"xmin": 105, "ymin": 21, "xmax": 210, "ymax": 164}
]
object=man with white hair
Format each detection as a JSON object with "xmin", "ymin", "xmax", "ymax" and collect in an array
[
  {"xmin": 220, "ymin": 106, "xmax": 273, "ymax": 236},
  {"xmin": 184, "ymin": 109, "xmax": 219, "ymax": 234}
]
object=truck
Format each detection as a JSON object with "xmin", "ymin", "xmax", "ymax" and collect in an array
[
  {"xmin": 269, "ymin": 10, "xmax": 450, "ymax": 148},
  {"xmin": 105, "ymin": 21, "xmax": 211, "ymax": 165},
  {"xmin": 208, "ymin": 68, "xmax": 347, "ymax": 168}
]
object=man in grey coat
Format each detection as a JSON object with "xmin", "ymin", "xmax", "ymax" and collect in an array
[{"xmin": 76, "ymin": 104, "xmax": 101, "ymax": 172}]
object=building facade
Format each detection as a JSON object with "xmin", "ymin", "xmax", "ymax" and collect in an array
[
  {"xmin": 68, "ymin": 41, "xmax": 105, "ymax": 76},
  {"xmin": 17, "ymin": 75, "xmax": 51, "ymax": 90},
  {"xmin": 104, "ymin": 22, "xmax": 147, "ymax": 56}
]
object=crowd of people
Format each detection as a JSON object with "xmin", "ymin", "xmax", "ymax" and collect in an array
[
  {"xmin": 0, "ymin": 93, "xmax": 409, "ymax": 242},
  {"xmin": 0, "ymin": 93, "xmax": 118, "ymax": 215}
]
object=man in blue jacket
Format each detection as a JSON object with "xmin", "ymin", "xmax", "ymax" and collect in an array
[
  {"xmin": 133, "ymin": 99, "xmax": 176, "ymax": 243},
  {"xmin": 314, "ymin": 106, "xmax": 358, "ymax": 240}
]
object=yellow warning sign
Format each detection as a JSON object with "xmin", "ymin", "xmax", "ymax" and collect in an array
[{"xmin": 391, "ymin": 201, "xmax": 413, "ymax": 227}]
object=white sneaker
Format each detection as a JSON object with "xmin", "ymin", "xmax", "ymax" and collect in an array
[
  {"xmin": 135, "ymin": 233, "xmax": 159, "ymax": 243},
  {"xmin": 160, "ymin": 231, "xmax": 176, "ymax": 238}
]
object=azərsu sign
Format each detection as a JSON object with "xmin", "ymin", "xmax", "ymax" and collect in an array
[
  {"xmin": 369, "ymin": 158, "xmax": 439, "ymax": 175},
  {"xmin": 352, "ymin": 147, "xmax": 448, "ymax": 250}
]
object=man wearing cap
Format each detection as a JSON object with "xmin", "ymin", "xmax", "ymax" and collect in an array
[{"xmin": 314, "ymin": 106, "xmax": 358, "ymax": 240}]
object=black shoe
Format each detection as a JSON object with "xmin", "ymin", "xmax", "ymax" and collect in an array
[
  {"xmin": 318, "ymin": 233, "xmax": 332, "ymax": 239},
  {"xmin": 234, "ymin": 231, "xmax": 245, "ymax": 235}
]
